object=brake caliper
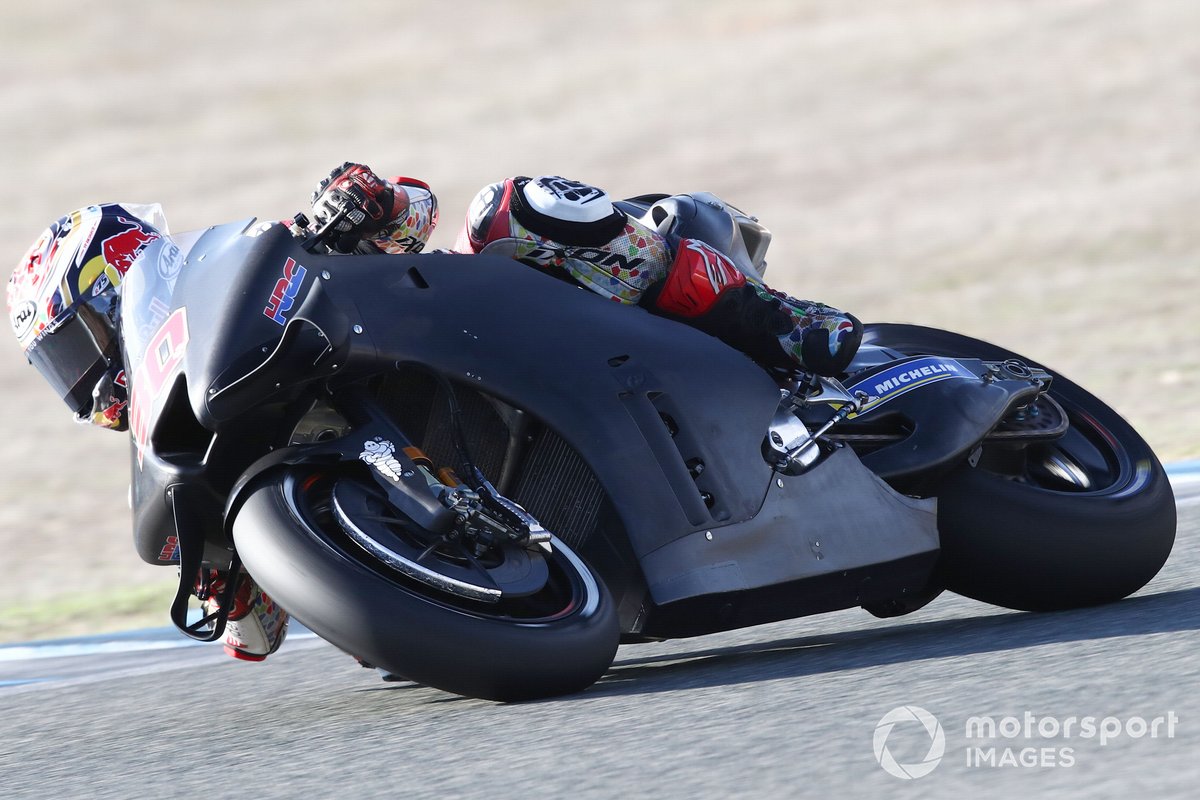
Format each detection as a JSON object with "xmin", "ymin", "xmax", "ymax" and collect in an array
[{"xmin": 440, "ymin": 470, "xmax": 552, "ymax": 554}]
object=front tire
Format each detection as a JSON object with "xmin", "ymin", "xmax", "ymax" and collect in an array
[
  {"xmin": 232, "ymin": 468, "xmax": 620, "ymax": 701},
  {"xmin": 864, "ymin": 324, "xmax": 1177, "ymax": 611}
]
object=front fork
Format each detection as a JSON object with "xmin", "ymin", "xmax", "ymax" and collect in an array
[
  {"xmin": 333, "ymin": 388, "xmax": 550, "ymax": 550},
  {"xmin": 170, "ymin": 388, "xmax": 456, "ymax": 643},
  {"xmin": 205, "ymin": 383, "xmax": 549, "ymax": 609}
]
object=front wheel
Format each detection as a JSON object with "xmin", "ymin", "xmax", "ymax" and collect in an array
[
  {"xmin": 232, "ymin": 468, "xmax": 620, "ymax": 701},
  {"xmin": 864, "ymin": 324, "xmax": 1177, "ymax": 611}
]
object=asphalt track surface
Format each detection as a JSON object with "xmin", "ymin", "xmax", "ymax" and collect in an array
[{"xmin": 2, "ymin": 480, "xmax": 1197, "ymax": 799}]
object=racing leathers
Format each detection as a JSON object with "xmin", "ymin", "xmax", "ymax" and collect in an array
[
  {"xmin": 308, "ymin": 165, "xmax": 861, "ymax": 377},
  {"xmin": 453, "ymin": 175, "xmax": 862, "ymax": 376}
]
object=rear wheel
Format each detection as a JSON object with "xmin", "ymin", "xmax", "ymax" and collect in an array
[
  {"xmin": 233, "ymin": 467, "xmax": 620, "ymax": 701},
  {"xmin": 864, "ymin": 324, "xmax": 1177, "ymax": 611}
]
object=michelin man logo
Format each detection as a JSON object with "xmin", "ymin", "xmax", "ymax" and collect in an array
[
  {"xmin": 873, "ymin": 705, "xmax": 946, "ymax": 779},
  {"xmin": 360, "ymin": 437, "xmax": 404, "ymax": 482}
]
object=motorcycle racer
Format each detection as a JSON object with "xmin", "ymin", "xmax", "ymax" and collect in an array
[
  {"xmin": 307, "ymin": 163, "xmax": 863, "ymax": 378},
  {"xmin": 8, "ymin": 166, "xmax": 861, "ymax": 665},
  {"xmin": 8, "ymin": 203, "xmax": 162, "ymax": 432},
  {"xmin": 8, "ymin": 203, "xmax": 289, "ymax": 662}
]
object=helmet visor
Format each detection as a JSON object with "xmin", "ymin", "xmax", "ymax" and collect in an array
[{"xmin": 25, "ymin": 296, "xmax": 120, "ymax": 416}]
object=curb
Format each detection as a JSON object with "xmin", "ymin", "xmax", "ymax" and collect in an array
[{"xmin": 1167, "ymin": 460, "xmax": 1200, "ymax": 487}]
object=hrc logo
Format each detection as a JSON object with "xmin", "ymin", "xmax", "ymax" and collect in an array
[{"xmin": 264, "ymin": 257, "xmax": 308, "ymax": 325}]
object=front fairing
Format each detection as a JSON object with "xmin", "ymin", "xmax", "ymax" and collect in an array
[
  {"xmin": 121, "ymin": 218, "xmax": 301, "ymax": 566},
  {"xmin": 120, "ymin": 220, "xmax": 256, "ymax": 462}
]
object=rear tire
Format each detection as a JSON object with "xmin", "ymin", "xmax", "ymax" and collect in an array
[
  {"xmin": 864, "ymin": 324, "xmax": 1177, "ymax": 611},
  {"xmin": 233, "ymin": 468, "xmax": 620, "ymax": 701}
]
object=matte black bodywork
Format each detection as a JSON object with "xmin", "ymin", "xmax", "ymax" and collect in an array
[{"xmin": 120, "ymin": 221, "xmax": 1042, "ymax": 638}]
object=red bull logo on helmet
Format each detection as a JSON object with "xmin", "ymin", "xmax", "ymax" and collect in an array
[
  {"xmin": 76, "ymin": 215, "xmax": 160, "ymax": 300},
  {"xmin": 101, "ymin": 216, "xmax": 159, "ymax": 276}
]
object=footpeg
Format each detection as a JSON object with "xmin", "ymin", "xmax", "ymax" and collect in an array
[
  {"xmin": 763, "ymin": 404, "xmax": 819, "ymax": 474},
  {"xmin": 763, "ymin": 377, "xmax": 868, "ymax": 475}
]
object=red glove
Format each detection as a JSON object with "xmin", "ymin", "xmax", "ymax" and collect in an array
[{"xmin": 310, "ymin": 162, "xmax": 401, "ymax": 252}]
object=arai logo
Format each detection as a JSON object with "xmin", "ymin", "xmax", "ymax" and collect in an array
[
  {"xmin": 10, "ymin": 300, "xmax": 36, "ymax": 340},
  {"xmin": 157, "ymin": 241, "xmax": 183, "ymax": 283}
]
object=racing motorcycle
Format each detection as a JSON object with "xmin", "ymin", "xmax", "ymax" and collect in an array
[{"xmin": 110, "ymin": 193, "xmax": 1174, "ymax": 701}]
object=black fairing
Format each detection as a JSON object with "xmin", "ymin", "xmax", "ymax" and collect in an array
[
  {"xmin": 124, "ymin": 222, "xmax": 943, "ymax": 633},
  {"xmin": 123, "ymin": 223, "xmax": 783, "ymax": 566},
  {"xmin": 839, "ymin": 355, "xmax": 1045, "ymax": 488},
  {"xmin": 192, "ymin": 225, "xmax": 785, "ymax": 559}
]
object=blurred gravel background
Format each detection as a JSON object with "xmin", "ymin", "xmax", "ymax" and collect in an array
[{"xmin": 1, "ymin": 0, "xmax": 1196, "ymax": 633}]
